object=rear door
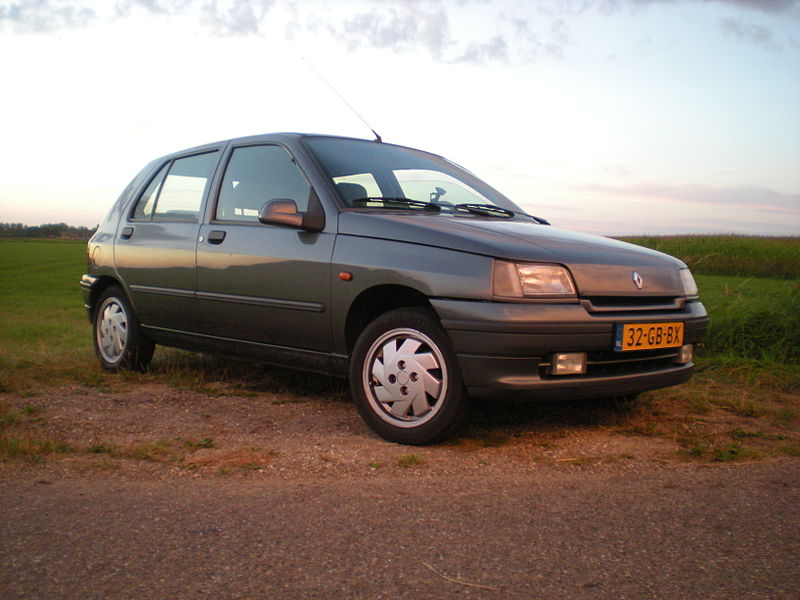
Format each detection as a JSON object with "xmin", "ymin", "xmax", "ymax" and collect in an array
[
  {"xmin": 195, "ymin": 144, "xmax": 334, "ymax": 351},
  {"xmin": 114, "ymin": 150, "xmax": 219, "ymax": 331}
]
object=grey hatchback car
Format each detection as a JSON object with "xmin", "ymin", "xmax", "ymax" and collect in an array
[{"xmin": 82, "ymin": 133, "xmax": 708, "ymax": 444}]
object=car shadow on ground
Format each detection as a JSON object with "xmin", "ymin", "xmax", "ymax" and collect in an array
[
  {"xmin": 462, "ymin": 394, "xmax": 641, "ymax": 440},
  {"xmin": 147, "ymin": 349, "xmax": 643, "ymax": 442},
  {"xmin": 148, "ymin": 349, "xmax": 351, "ymax": 399}
]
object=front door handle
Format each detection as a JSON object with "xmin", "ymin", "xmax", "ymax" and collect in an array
[
  {"xmin": 207, "ymin": 230, "xmax": 226, "ymax": 245},
  {"xmin": 120, "ymin": 226, "xmax": 134, "ymax": 239}
]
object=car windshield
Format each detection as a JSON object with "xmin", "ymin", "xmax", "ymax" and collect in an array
[{"xmin": 303, "ymin": 137, "xmax": 526, "ymax": 215}]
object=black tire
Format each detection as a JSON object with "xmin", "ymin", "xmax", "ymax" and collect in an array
[
  {"xmin": 349, "ymin": 307, "xmax": 466, "ymax": 444},
  {"xmin": 92, "ymin": 285, "xmax": 154, "ymax": 372}
]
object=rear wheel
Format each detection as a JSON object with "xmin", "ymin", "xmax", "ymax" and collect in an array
[
  {"xmin": 349, "ymin": 308, "xmax": 466, "ymax": 444},
  {"xmin": 92, "ymin": 286, "xmax": 154, "ymax": 372}
]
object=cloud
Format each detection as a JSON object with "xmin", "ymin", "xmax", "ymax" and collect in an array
[
  {"xmin": 496, "ymin": 13, "xmax": 555, "ymax": 62},
  {"xmin": 0, "ymin": 0, "xmax": 95, "ymax": 33},
  {"xmin": 568, "ymin": 0, "xmax": 800, "ymax": 16},
  {"xmin": 720, "ymin": 17, "xmax": 779, "ymax": 48},
  {"xmin": 453, "ymin": 34, "xmax": 509, "ymax": 63},
  {"xmin": 115, "ymin": 0, "xmax": 192, "ymax": 16},
  {"xmin": 324, "ymin": 2, "xmax": 571, "ymax": 65},
  {"xmin": 576, "ymin": 182, "xmax": 800, "ymax": 214},
  {"xmin": 0, "ymin": 0, "xmax": 563, "ymax": 65},
  {"xmin": 1, "ymin": 0, "xmax": 277, "ymax": 34},
  {"xmin": 202, "ymin": 0, "xmax": 275, "ymax": 36},
  {"xmin": 114, "ymin": 0, "xmax": 275, "ymax": 34},
  {"xmin": 710, "ymin": 0, "xmax": 800, "ymax": 15},
  {"xmin": 3, "ymin": 0, "xmax": 797, "ymax": 62},
  {"xmin": 337, "ymin": 4, "xmax": 451, "ymax": 60}
]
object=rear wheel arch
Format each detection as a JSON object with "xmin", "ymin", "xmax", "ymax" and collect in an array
[
  {"xmin": 92, "ymin": 284, "xmax": 154, "ymax": 371},
  {"xmin": 88, "ymin": 276, "xmax": 125, "ymax": 315}
]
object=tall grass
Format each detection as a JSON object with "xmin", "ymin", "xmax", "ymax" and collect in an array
[
  {"xmin": 696, "ymin": 275, "xmax": 800, "ymax": 366},
  {"xmin": 620, "ymin": 235, "xmax": 800, "ymax": 279},
  {"xmin": 622, "ymin": 235, "xmax": 799, "ymax": 372}
]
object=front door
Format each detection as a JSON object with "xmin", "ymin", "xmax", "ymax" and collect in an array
[{"xmin": 195, "ymin": 144, "xmax": 334, "ymax": 352}]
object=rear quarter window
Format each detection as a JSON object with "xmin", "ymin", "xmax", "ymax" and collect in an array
[{"xmin": 131, "ymin": 151, "xmax": 218, "ymax": 222}]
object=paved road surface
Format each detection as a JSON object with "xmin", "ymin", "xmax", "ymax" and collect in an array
[{"xmin": 2, "ymin": 461, "xmax": 798, "ymax": 599}]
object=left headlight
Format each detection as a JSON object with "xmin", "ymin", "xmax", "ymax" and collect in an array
[
  {"xmin": 493, "ymin": 261, "xmax": 577, "ymax": 299},
  {"xmin": 679, "ymin": 268, "xmax": 699, "ymax": 297}
]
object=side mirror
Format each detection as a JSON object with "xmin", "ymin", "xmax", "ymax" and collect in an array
[
  {"xmin": 258, "ymin": 194, "xmax": 325, "ymax": 233},
  {"xmin": 258, "ymin": 196, "xmax": 324, "ymax": 233},
  {"xmin": 259, "ymin": 199, "xmax": 303, "ymax": 228}
]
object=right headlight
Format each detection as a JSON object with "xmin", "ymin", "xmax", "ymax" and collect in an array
[
  {"xmin": 679, "ymin": 268, "xmax": 699, "ymax": 298},
  {"xmin": 493, "ymin": 260, "xmax": 577, "ymax": 299}
]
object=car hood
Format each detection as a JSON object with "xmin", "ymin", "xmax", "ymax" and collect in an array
[{"xmin": 337, "ymin": 212, "xmax": 687, "ymax": 297}]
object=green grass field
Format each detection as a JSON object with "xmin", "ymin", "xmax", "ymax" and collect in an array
[
  {"xmin": 624, "ymin": 235, "xmax": 800, "ymax": 372},
  {"xmin": 0, "ymin": 236, "xmax": 798, "ymax": 462},
  {"xmin": 1, "ymin": 236, "xmax": 798, "ymax": 392},
  {"xmin": 698, "ymin": 275, "xmax": 799, "ymax": 366},
  {"xmin": 621, "ymin": 235, "xmax": 800, "ymax": 279},
  {"xmin": 0, "ymin": 239, "xmax": 95, "ymax": 390}
]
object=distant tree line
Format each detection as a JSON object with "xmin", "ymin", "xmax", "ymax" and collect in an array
[{"xmin": 0, "ymin": 222, "xmax": 96, "ymax": 241}]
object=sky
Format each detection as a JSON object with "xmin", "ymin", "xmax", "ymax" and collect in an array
[{"xmin": 0, "ymin": 0, "xmax": 798, "ymax": 236}]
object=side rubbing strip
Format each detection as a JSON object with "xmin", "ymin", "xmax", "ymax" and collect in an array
[
  {"xmin": 196, "ymin": 291, "xmax": 325, "ymax": 313},
  {"xmin": 128, "ymin": 285, "xmax": 195, "ymax": 298}
]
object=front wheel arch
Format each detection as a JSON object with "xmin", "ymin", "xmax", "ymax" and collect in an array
[{"xmin": 343, "ymin": 285, "xmax": 433, "ymax": 356}]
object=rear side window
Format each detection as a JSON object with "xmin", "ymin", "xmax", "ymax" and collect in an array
[
  {"xmin": 216, "ymin": 145, "xmax": 310, "ymax": 222},
  {"xmin": 131, "ymin": 152, "xmax": 218, "ymax": 222},
  {"xmin": 132, "ymin": 164, "xmax": 167, "ymax": 220}
]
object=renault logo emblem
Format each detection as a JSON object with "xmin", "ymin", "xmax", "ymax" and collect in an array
[{"xmin": 632, "ymin": 271, "xmax": 644, "ymax": 290}]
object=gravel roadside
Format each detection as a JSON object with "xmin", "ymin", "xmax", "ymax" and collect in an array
[
  {"xmin": 1, "ymin": 382, "xmax": 798, "ymax": 599},
  {"xmin": 2, "ymin": 460, "xmax": 798, "ymax": 599}
]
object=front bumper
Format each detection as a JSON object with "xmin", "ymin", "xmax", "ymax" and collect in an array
[
  {"xmin": 80, "ymin": 274, "xmax": 99, "ymax": 321},
  {"xmin": 432, "ymin": 298, "xmax": 709, "ymax": 399}
]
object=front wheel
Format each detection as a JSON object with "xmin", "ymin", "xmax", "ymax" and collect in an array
[
  {"xmin": 92, "ymin": 285, "xmax": 154, "ymax": 372},
  {"xmin": 349, "ymin": 308, "xmax": 466, "ymax": 444}
]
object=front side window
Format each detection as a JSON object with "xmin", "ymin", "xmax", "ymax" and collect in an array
[{"xmin": 216, "ymin": 145, "xmax": 311, "ymax": 222}]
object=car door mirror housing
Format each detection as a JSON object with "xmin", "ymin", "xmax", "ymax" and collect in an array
[
  {"xmin": 259, "ymin": 199, "xmax": 303, "ymax": 228},
  {"xmin": 258, "ymin": 192, "xmax": 325, "ymax": 233}
]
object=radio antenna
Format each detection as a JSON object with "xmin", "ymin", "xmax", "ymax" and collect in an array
[{"xmin": 301, "ymin": 57, "xmax": 382, "ymax": 143}]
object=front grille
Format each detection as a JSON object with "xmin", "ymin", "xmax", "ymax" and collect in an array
[
  {"xmin": 539, "ymin": 348, "xmax": 681, "ymax": 379},
  {"xmin": 582, "ymin": 296, "xmax": 685, "ymax": 314}
]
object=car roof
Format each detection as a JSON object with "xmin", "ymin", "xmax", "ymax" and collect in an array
[{"xmin": 158, "ymin": 132, "xmax": 379, "ymax": 162}]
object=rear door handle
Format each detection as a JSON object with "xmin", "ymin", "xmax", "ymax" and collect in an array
[
  {"xmin": 207, "ymin": 230, "xmax": 226, "ymax": 245},
  {"xmin": 120, "ymin": 226, "xmax": 134, "ymax": 239}
]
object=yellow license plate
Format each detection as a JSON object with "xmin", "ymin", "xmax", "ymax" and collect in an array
[{"xmin": 615, "ymin": 322, "xmax": 684, "ymax": 352}]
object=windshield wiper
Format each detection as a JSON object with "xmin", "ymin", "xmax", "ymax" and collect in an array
[
  {"xmin": 352, "ymin": 197, "xmax": 441, "ymax": 212},
  {"xmin": 454, "ymin": 203, "xmax": 550, "ymax": 224},
  {"xmin": 455, "ymin": 203, "xmax": 514, "ymax": 218}
]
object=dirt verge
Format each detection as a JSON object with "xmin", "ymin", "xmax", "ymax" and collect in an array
[{"xmin": 4, "ymin": 367, "xmax": 796, "ymax": 481}]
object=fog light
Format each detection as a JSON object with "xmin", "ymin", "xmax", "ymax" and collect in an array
[
  {"xmin": 550, "ymin": 352, "xmax": 587, "ymax": 375},
  {"xmin": 675, "ymin": 344, "xmax": 693, "ymax": 364}
]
